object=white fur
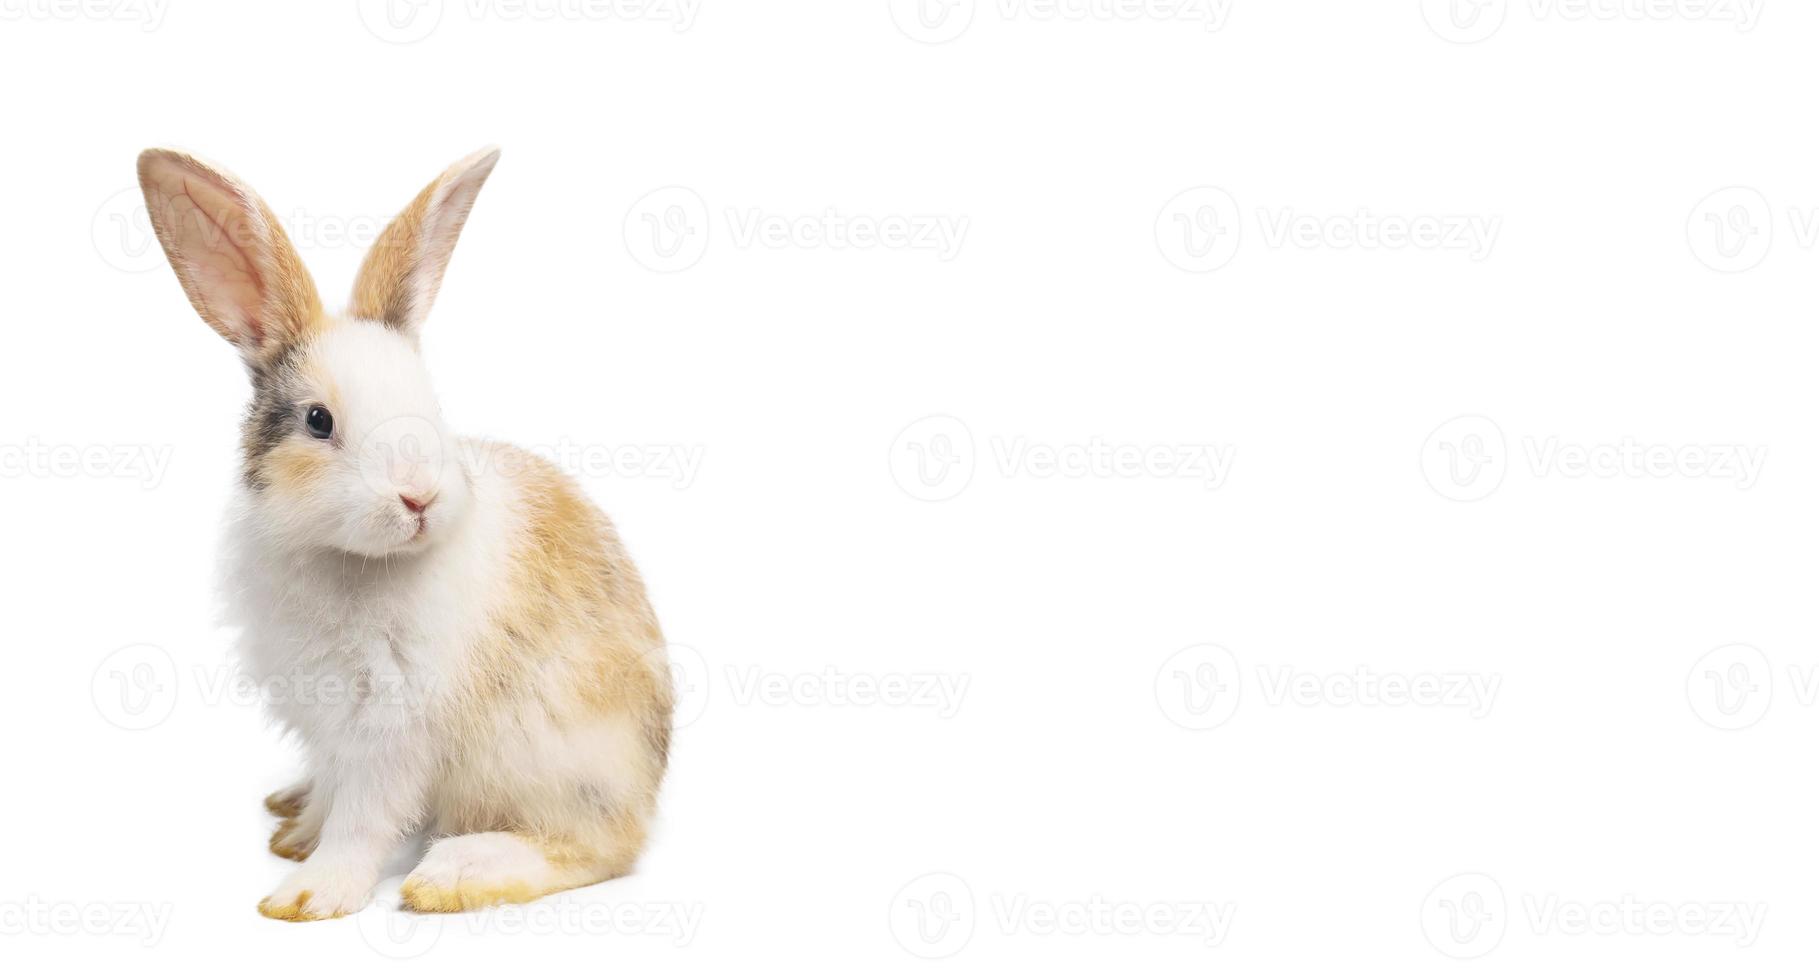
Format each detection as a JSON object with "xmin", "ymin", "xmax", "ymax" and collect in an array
[
  {"xmin": 408, "ymin": 833, "xmax": 560, "ymax": 894},
  {"xmin": 228, "ymin": 407, "xmax": 519, "ymax": 918}
]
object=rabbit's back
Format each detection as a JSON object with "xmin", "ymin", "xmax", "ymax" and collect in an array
[{"xmin": 429, "ymin": 440, "xmax": 672, "ymax": 839}]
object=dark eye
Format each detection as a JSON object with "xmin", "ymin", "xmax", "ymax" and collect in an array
[{"xmin": 304, "ymin": 405, "xmax": 334, "ymax": 440}]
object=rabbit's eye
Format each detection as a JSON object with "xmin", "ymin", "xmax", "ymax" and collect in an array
[{"xmin": 304, "ymin": 405, "xmax": 334, "ymax": 440}]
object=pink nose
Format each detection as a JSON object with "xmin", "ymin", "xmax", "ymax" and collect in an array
[{"xmin": 401, "ymin": 493, "xmax": 434, "ymax": 514}]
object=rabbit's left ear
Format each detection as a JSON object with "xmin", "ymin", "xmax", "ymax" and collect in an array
[
  {"xmin": 137, "ymin": 149, "xmax": 324, "ymax": 364},
  {"xmin": 350, "ymin": 146, "xmax": 500, "ymax": 336}
]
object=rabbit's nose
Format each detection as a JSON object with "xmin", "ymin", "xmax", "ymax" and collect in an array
[{"xmin": 401, "ymin": 492, "xmax": 435, "ymax": 514}]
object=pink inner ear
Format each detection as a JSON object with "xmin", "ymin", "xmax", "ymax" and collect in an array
[{"xmin": 146, "ymin": 163, "xmax": 269, "ymax": 346}]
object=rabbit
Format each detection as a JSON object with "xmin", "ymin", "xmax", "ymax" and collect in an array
[{"xmin": 136, "ymin": 146, "xmax": 673, "ymax": 921}]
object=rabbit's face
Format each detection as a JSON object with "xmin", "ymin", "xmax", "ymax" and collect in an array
[
  {"xmin": 138, "ymin": 145, "xmax": 501, "ymax": 556},
  {"xmin": 242, "ymin": 318, "xmax": 470, "ymax": 558}
]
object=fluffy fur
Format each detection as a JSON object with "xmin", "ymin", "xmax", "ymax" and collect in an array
[{"xmin": 138, "ymin": 147, "xmax": 672, "ymax": 921}]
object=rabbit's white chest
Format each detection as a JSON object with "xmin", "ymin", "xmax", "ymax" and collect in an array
[
  {"xmin": 219, "ymin": 473, "xmax": 513, "ymax": 742},
  {"xmin": 233, "ymin": 571, "xmax": 449, "ymax": 738}
]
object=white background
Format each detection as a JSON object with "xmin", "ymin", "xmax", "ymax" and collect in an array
[{"xmin": 0, "ymin": 0, "xmax": 1810, "ymax": 974}]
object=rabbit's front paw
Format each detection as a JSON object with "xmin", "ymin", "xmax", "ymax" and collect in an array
[
  {"xmin": 258, "ymin": 865, "xmax": 373, "ymax": 922},
  {"xmin": 269, "ymin": 816, "xmax": 319, "ymax": 862},
  {"xmin": 263, "ymin": 781, "xmax": 311, "ymax": 818}
]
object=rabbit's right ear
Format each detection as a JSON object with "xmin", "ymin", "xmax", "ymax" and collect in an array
[
  {"xmin": 348, "ymin": 147, "xmax": 500, "ymax": 338},
  {"xmin": 136, "ymin": 149, "xmax": 323, "ymax": 364}
]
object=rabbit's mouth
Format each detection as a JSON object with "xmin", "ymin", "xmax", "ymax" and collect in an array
[
  {"xmin": 367, "ymin": 510, "xmax": 434, "ymax": 555},
  {"xmin": 396, "ymin": 512, "xmax": 431, "ymax": 547}
]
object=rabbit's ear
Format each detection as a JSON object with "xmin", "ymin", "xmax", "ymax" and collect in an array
[
  {"xmin": 137, "ymin": 149, "xmax": 323, "ymax": 363},
  {"xmin": 349, "ymin": 147, "xmax": 500, "ymax": 336}
]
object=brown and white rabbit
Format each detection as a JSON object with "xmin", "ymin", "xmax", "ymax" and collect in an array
[{"xmin": 136, "ymin": 147, "xmax": 673, "ymax": 920}]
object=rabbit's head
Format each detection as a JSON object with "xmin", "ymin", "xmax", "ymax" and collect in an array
[{"xmin": 137, "ymin": 147, "xmax": 500, "ymax": 558}]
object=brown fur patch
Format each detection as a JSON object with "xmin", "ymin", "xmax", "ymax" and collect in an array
[
  {"xmin": 399, "ymin": 878, "xmax": 537, "ymax": 914},
  {"xmin": 349, "ymin": 180, "xmax": 438, "ymax": 331},
  {"xmin": 263, "ymin": 441, "xmax": 330, "ymax": 490},
  {"xmin": 263, "ymin": 787, "xmax": 308, "ymax": 819},
  {"xmin": 347, "ymin": 148, "xmax": 499, "ymax": 335},
  {"xmin": 268, "ymin": 818, "xmax": 317, "ymax": 862}
]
